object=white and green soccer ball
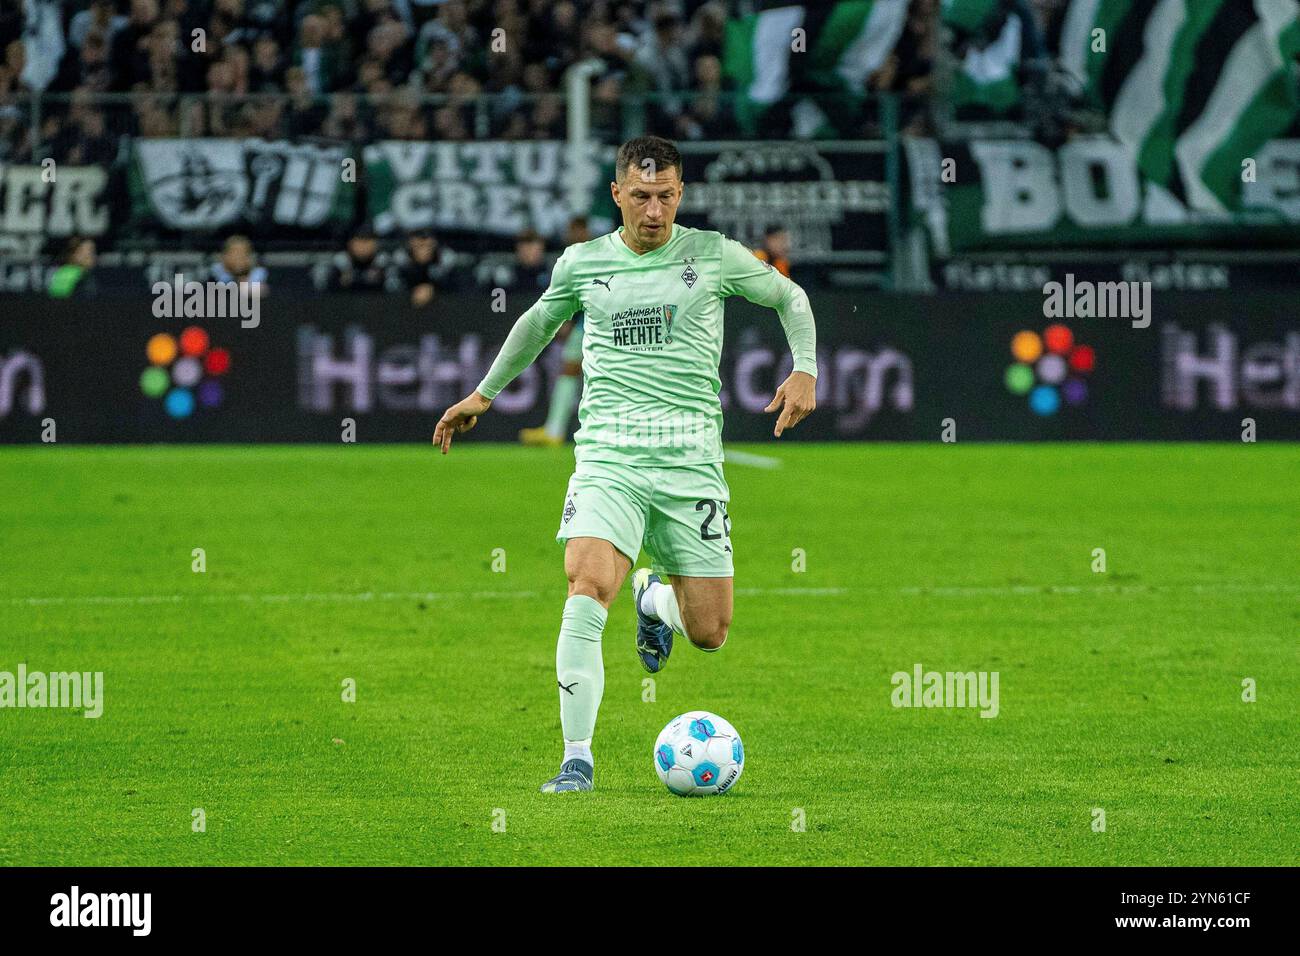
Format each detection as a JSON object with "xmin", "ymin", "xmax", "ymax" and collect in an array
[{"xmin": 653, "ymin": 711, "xmax": 744, "ymax": 796}]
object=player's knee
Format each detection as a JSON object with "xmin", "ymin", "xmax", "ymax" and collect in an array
[
  {"xmin": 567, "ymin": 570, "xmax": 618, "ymax": 607},
  {"xmin": 690, "ymin": 619, "xmax": 729, "ymax": 651}
]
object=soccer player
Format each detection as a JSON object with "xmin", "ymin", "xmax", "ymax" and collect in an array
[{"xmin": 433, "ymin": 136, "xmax": 817, "ymax": 793}]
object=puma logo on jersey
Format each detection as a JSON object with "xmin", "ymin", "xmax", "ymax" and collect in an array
[
  {"xmin": 592, "ymin": 276, "xmax": 613, "ymax": 290},
  {"xmin": 558, "ymin": 680, "xmax": 579, "ymax": 695}
]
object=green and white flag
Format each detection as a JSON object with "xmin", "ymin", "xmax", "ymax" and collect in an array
[
  {"xmin": 942, "ymin": 0, "xmax": 1004, "ymax": 33},
  {"xmin": 1060, "ymin": 0, "xmax": 1300, "ymax": 213},
  {"xmin": 942, "ymin": 0, "xmax": 1024, "ymax": 114},
  {"xmin": 723, "ymin": 1, "xmax": 908, "ymax": 136}
]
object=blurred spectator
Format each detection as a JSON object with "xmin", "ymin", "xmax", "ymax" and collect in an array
[
  {"xmin": 110, "ymin": 0, "xmax": 160, "ymax": 91},
  {"xmin": 0, "ymin": 5, "xmax": 23, "ymax": 53},
  {"xmin": 250, "ymin": 35, "xmax": 286, "ymax": 93},
  {"xmin": 56, "ymin": 27, "xmax": 114, "ymax": 93},
  {"xmin": 48, "ymin": 237, "xmax": 98, "ymax": 299},
  {"xmin": 52, "ymin": 93, "xmax": 117, "ymax": 165},
  {"xmin": 390, "ymin": 229, "xmax": 464, "ymax": 307},
  {"xmin": 414, "ymin": 0, "xmax": 477, "ymax": 90},
  {"xmin": 889, "ymin": 0, "xmax": 938, "ymax": 133},
  {"xmin": 754, "ymin": 226, "xmax": 791, "ymax": 278},
  {"xmin": 673, "ymin": 53, "xmax": 737, "ymax": 140},
  {"xmin": 366, "ymin": 12, "xmax": 414, "ymax": 86},
  {"xmin": 69, "ymin": 1, "xmax": 126, "ymax": 54},
  {"xmin": 483, "ymin": 229, "xmax": 549, "ymax": 294},
  {"xmin": 322, "ymin": 91, "xmax": 373, "ymax": 140},
  {"xmin": 3, "ymin": 39, "xmax": 32, "ymax": 95},
  {"xmin": 685, "ymin": 2, "xmax": 726, "ymax": 61},
  {"xmin": 285, "ymin": 65, "xmax": 328, "ymax": 136},
  {"xmin": 565, "ymin": 215, "xmax": 591, "ymax": 248},
  {"xmin": 633, "ymin": 12, "xmax": 691, "ymax": 128},
  {"xmin": 295, "ymin": 14, "xmax": 336, "ymax": 94},
  {"xmin": 209, "ymin": 235, "xmax": 269, "ymax": 296},
  {"xmin": 21, "ymin": 0, "xmax": 66, "ymax": 92},
  {"xmin": 324, "ymin": 226, "xmax": 390, "ymax": 292},
  {"xmin": 527, "ymin": 93, "xmax": 563, "ymax": 139}
]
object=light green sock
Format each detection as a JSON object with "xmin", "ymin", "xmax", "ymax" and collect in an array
[
  {"xmin": 556, "ymin": 594, "xmax": 607, "ymax": 745},
  {"xmin": 544, "ymin": 374, "xmax": 580, "ymax": 439}
]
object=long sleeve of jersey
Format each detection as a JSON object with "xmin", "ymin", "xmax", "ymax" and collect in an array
[
  {"xmin": 718, "ymin": 236, "xmax": 818, "ymax": 379},
  {"xmin": 476, "ymin": 251, "xmax": 580, "ymax": 399}
]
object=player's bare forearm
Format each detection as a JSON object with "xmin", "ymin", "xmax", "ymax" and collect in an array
[
  {"xmin": 764, "ymin": 370, "xmax": 816, "ymax": 437},
  {"xmin": 433, "ymin": 390, "xmax": 492, "ymax": 455}
]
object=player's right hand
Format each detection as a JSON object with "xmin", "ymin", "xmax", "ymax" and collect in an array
[{"xmin": 434, "ymin": 391, "xmax": 492, "ymax": 455}]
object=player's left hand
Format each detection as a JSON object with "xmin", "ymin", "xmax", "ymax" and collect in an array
[
  {"xmin": 434, "ymin": 391, "xmax": 492, "ymax": 454},
  {"xmin": 765, "ymin": 371, "xmax": 816, "ymax": 438}
]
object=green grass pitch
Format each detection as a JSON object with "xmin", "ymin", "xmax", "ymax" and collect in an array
[{"xmin": 1, "ymin": 443, "xmax": 1296, "ymax": 866}]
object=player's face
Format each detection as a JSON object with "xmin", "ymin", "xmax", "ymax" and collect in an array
[{"xmin": 612, "ymin": 165, "xmax": 683, "ymax": 254}]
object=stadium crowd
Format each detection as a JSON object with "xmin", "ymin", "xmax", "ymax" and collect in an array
[
  {"xmin": 0, "ymin": 1, "xmax": 1095, "ymax": 162},
  {"xmin": 1, "ymin": 0, "xmax": 952, "ymax": 157},
  {"xmin": 3, "ymin": 0, "xmax": 750, "ymax": 153}
]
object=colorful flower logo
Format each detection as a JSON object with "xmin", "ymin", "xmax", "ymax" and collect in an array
[
  {"xmin": 1005, "ymin": 324, "xmax": 1094, "ymax": 416},
  {"xmin": 140, "ymin": 326, "xmax": 230, "ymax": 419}
]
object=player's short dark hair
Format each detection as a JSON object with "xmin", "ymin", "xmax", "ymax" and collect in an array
[{"xmin": 615, "ymin": 136, "xmax": 682, "ymax": 182}]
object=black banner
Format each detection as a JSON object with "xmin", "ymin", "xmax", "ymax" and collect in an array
[
  {"xmin": 0, "ymin": 867, "xmax": 1287, "ymax": 941},
  {"xmin": 0, "ymin": 292, "xmax": 1296, "ymax": 443},
  {"xmin": 674, "ymin": 142, "xmax": 891, "ymax": 261}
]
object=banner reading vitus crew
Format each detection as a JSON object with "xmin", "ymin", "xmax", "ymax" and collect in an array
[{"xmin": 363, "ymin": 140, "xmax": 610, "ymax": 239}]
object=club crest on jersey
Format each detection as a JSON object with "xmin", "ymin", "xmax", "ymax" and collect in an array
[{"xmin": 680, "ymin": 259, "xmax": 698, "ymax": 289}]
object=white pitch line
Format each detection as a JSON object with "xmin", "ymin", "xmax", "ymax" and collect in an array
[
  {"xmin": 723, "ymin": 448, "xmax": 783, "ymax": 469},
  {"xmin": 5, "ymin": 590, "xmax": 542, "ymax": 607},
  {"xmin": 734, "ymin": 587, "xmax": 847, "ymax": 596},
  {"xmin": 3, "ymin": 582, "xmax": 1295, "ymax": 608}
]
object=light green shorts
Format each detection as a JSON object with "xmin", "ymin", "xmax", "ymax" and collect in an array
[{"xmin": 556, "ymin": 460, "xmax": 733, "ymax": 577}]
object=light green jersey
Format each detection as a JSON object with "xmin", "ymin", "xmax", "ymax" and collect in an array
[{"xmin": 477, "ymin": 223, "xmax": 817, "ymax": 465}]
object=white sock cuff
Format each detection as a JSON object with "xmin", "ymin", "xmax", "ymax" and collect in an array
[
  {"xmin": 563, "ymin": 739, "xmax": 593, "ymax": 765},
  {"xmin": 640, "ymin": 580, "xmax": 662, "ymax": 617},
  {"xmin": 651, "ymin": 582, "xmax": 688, "ymax": 637}
]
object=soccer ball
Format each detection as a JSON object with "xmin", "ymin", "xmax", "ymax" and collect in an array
[{"xmin": 653, "ymin": 711, "xmax": 744, "ymax": 796}]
